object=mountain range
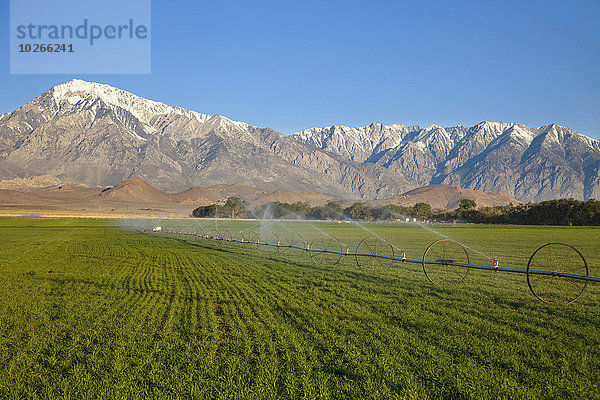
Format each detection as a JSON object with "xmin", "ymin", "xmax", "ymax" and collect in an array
[{"xmin": 1, "ymin": 79, "xmax": 599, "ymax": 202}]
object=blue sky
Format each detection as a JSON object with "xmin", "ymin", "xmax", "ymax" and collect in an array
[{"xmin": 1, "ymin": 0, "xmax": 599, "ymax": 138}]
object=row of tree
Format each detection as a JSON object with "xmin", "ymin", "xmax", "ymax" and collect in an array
[
  {"xmin": 192, "ymin": 197, "xmax": 600, "ymax": 226},
  {"xmin": 192, "ymin": 197, "xmax": 248, "ymax": 219},
  {"xmin": 192, "ymin": 197, "xmax": 476, "ymax": 221},
  {"xmin": 452, "ymin": 199, "xmax": 600, "ymax": 226}
]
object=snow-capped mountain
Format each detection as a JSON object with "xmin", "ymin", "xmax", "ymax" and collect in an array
[
  {"xmin": 0, "ymin": 80, "xmax": 395, "ymax": 197},
  {"xmin": 292, "ymin": 121, "xmax": 600, "ymax": 201},
  {"xmin": 1, "ymin": 79, "xmax": 599, "ymax": 201}
]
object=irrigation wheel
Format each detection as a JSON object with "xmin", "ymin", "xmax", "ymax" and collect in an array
[
  {"xmin": 219, "ymin": 230, "xmax": 232, "ymax": 245},
  {"xmin": 193, "ymin": 226, "xmax": 205, "ymax": 237},
  {"xmin": 422, "ymin": 239, "xmax": 470, "ymax": 285},
  {"xmin": 242, "ymin": 230, "xmax": 259, "ymax": 244},
  {"xmin": 256, "ymin": 232, "xmax": 279, "ymax": 254},
  {"xmin": 277, "ymin": 232, "xmax": 307, "ymax": 257},
  {"xmin": 527, "ymin": 243, "xmax": 588, "ymax": 304},
  {"xmin": 309, "ymin": 235, "xmax": 343, "ymax": 267},
  {"xmin": 355, "ymin": 236, "xmax": 394, "ymax": 272},
  {"xmin": 176, "ymin": 226, "xmax": 191, "ymax": 236},
  {"xmin": 230, "ymin": 230, "xmax": 246, "ymax": 245},
  {"xmin": 204, "ymin": 229, "xmax": 218, "ymax": 240}
]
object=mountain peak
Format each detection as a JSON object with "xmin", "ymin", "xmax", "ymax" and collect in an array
[
  {"xmin": 52, "ymin": 79, "xmax": 131, "ymax": 100},
  {"xmin": 58, "ymin": 78, "xmax": 102, "ymax": 89},
  {"xmin": 50, "ymin": 79, "xmax": 180, "ymax": 120},
  {"xmin": 48, "ymin": 79, "xmax": 252, "ymax": 132}
]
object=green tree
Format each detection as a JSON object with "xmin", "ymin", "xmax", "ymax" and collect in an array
[
  {"xmin": 324, "ymin": 201, "xmax": 344, "ymax": 219},
  {"xmin": 413, "ymin": 202, "xmax": 432, "ymax": 219},
  {"xmin": 307, "ymin": 206, "xmax": 326, "ymax": 220},
  {"xmin": 344, "ymin": 202, "xmax": 373, "ymax": 220},
  {"xmin": 270, "ymin": 202, "xmax": 289, "ymax": 219},
  {"xmin": 371, "ymin": 207, "xmax": 394, "ymax": 221},
  {"xmin": 290, "ymin": 202, "xmax": 312, "ymax": 219},
  {"xmin": 224, "ymin": 197, "xmax": 247, "ymax": 219},
  {"xmin": 192, "ymin": 204, "xmax": 216, "ymax": 218},
  {"xmin": 385, "ymin": 204, "xmax": 410, "ymax": 219},
  {"xmin": 459, "ymin": 199, "xmax": 477, "ymax": 210}
]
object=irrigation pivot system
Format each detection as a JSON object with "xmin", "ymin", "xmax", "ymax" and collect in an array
[{"xmin": 147, "ymin": 227, "xmax": 599, "ymax": 305}]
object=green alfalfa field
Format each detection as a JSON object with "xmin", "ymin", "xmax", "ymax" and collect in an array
[{"xmin": 0, "ymin": 218, "xmax": 599, "ymax": 399}]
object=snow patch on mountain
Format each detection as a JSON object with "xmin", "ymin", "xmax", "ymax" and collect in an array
[{"xmin": 50, "ymin": 79, "xmax": 251, "ymax": 133}]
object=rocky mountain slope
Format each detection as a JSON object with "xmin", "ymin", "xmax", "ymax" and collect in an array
[
  {"xmin": 293, "ymin": 122, "xmax": 600, "ymax": 201},
  {"xmin": 0, "ymin": 80, "xmax": 388, "ymax": 197},
  {"xmin": 1, "ymin": 79, "xmax": 599, "ymax": 201}
]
